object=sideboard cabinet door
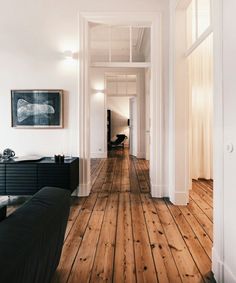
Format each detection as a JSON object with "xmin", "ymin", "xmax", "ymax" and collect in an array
[
  {"xmin": 6, "ymin": 164, "xmax": 37, "ymax": 195},
  {"xmin": 0, "ymin": 165, "xmax": 5, "ymax": 194},
  {"xmin": 38, "ymin": 164, "xmax": 70, "ymax": 191}
]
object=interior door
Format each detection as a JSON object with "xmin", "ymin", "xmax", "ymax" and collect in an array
[{"xmin": 129, "ymin": 97, "xmax": 137, "ymax": 156}]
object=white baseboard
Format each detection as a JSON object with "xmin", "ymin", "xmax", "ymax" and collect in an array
[
  {"xmin": 169, "ymin": 191, "xmax": 189, "ymax": 205},
  {"xmin": 91, "ymin": 151, "xmax": 107, "ymax": 158},
  {"xmin": 137, "ymin": 151, "xmax": 146, "ymax": 159},
  {"xmin": 72, "ymin": 182, "xmax": 91, "ymax": 197},
  {"xmin": 212, "ymin": 247, "xmax": 236, "ymax": 283},
  {"xmin": 212, "ymin": 247, "xmax": 224, "ymax": 283},
  {"xmin": 150, "ymin": 184, "xmax": 168, "ymax": 198},
  {"xmin": 224, "ymin": 263, "xmax": 236, "ymax": 283}
]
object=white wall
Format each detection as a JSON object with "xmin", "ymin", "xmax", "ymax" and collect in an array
[
  {"xmin": 0, "ymin": 0, "xmax": 169, "ymax": 158},
  {"xmin": 0, "ymin": 1, "xmax": 79, "ymax": 157},
  {"xmin": 90, "ymin": 91, "xmax": 106, "ymax": 158},
  {"xmin": 90, "ymin": 68, "xmax": 106, "ymax": 158}
]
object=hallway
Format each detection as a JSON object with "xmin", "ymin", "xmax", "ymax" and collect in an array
[{"xmin": 53, "ymin": 149, "xmax": 215, "ymax": 283}]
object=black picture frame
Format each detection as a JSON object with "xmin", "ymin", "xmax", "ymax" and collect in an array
[{"xmin": 11, "ymin": 90, "xmax": 63, "ymax": 128}]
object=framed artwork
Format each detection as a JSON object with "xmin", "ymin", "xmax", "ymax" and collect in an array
[{"xmin": 11, "ymin": 90, "xmax": 63, "ymax": 128}]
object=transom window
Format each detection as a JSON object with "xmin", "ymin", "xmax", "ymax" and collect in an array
[
  {"xmin": 186, "ymin": 0, "xmax": 212, "ymax": 49},
  {"xmin": 89, "ymin": 24, "xmax": 150, "ymax": 63}
]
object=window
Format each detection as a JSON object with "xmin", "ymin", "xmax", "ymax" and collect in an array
[
  {"xmin": 186, "ymin": 0, "xmax": 211, "ymax": 49},
  {"xmin": 197, "ymin": 0, "xmax": 211, "ymax": 37}
]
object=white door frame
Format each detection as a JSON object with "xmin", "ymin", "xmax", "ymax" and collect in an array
[
  {"xmin": 212, "ymin": 0, "xmax": 224, "ymax": 281},
  {"xmin": 129, "ymin": 96, "xmax": 138, "ymax": 157},
  {"xmin": 169, "ymin": 0, "xmax": 191, "ymax": 205},
  {"xmin": 78, "ymin": 12, "xmax": 164, "ymax": 198}
]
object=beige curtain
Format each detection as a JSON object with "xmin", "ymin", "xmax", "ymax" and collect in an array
[{"xmin": 189, "ymin": 34, "xmax": 213, "ymax": 180}]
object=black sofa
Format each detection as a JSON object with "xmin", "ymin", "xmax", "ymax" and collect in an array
[{"xmin": 0, "ymin": 187, "xmax": 71, "ymax": 283}]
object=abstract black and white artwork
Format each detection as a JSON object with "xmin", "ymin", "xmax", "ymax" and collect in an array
[{"xmin": 11, "ymin": 90, "xmax": 63, "ymax": 128}]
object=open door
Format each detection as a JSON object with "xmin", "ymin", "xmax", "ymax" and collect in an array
[{"xmin": 129, "ymin": 97, "xmax": 138, "ymax": 157}]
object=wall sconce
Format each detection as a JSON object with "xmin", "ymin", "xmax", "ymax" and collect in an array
[
  {"xmin": 95, "ymin": 91, "xmax": 104, "ymax": 97},
  {"xmin": 63, "ymin": 50, "xmax": 77, "ymax": 60}
]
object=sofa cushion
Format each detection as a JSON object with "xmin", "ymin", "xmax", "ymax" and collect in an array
[
  {"xmin": 0, "ymin": 187, "xmax": 70, "ymax": 283},
  {"xmin": 0, "ymin": 205, "xmax": 6, "ymax": 222}
]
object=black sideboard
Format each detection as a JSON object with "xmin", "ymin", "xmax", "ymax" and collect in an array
[{"xmin": 0, "ymin": 157, "xmax": 79, "ymax": 195}]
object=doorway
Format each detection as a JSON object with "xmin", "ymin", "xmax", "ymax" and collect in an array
[
  {"xmin": 171, "ymin": 0, "xmax": 217, "ymax": 280},
  {"xmin": 78, "ymin": 12, "xmax": 164, "ymax": 198},
  {"xmin": 170, "ymin": 0, "xmax": 213, "ymax": 204},
  {"xmin": 104, "ymin": 72, "xmax": 140, "ymax": 158}
]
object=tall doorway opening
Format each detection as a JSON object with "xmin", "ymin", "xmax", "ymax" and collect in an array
[
  {"xmin": 171, "ymin": 0, "xmax": 215, "ymax": 279},
  {"xmin": 80, "ymin": 13, "xmax": 163, "ymax": 198},
  {"xmin": 89, "ymin": 22, "xmax": 151, "ymax": 191}
]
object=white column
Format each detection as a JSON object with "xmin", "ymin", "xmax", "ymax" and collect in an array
[
  {"xmin": 169, "ymin": 3, "xmax": 190, "ymax": 205},
  {"xmin": 77, "ymin": 15, "xmax": 91, "ymax": 197},
  {"xmin": 150, "ymin": 15, "xmax": 166, "ymax": 198}
]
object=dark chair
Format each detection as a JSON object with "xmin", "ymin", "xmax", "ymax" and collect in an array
[{"xmin": 109, "ymin": 134, "xmax": 128, "ymax": 149}]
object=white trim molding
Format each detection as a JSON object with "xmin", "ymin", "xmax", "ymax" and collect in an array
[
  {"xmin": 136, "ymin": 152, "xmax": 146, "ymax": 159},
  {"xmin": 212, "ymin": 248, "xmax": 224, "ymax": 283},
  {"xmin": 212, "ymin": 247, "xmax": 236, "ymax": 283},
  {"xmin": 212, "ymin": 0, "xmax": 224, "ymax": 282},
  {"xmin": 173, "ymin": 191, "xmax": 189, "ymax": 205},
  {"xmin": 91, "ymin": 62, "xmax": 151, "ymax": 68},
  {"xmin": 224, "ymin": 264, "xmax": 236, "ymax": 283}
]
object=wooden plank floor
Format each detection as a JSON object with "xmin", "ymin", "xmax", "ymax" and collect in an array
[
  {"xmin": 52, "ymin": 149, "xmax": 215, "ymax": 283},
  {"xmin": 0, "ymin": 149, "xmax": 215, "ymax": 283}
]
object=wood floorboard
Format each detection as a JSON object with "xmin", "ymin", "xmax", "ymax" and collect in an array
[
  {"xmin": 166, "ymin": 200, "xmax": 212, "ymax": 283},
  {"xmin": 67, "ymin": 193, "xmax": 109, "ymax": 283},
  {"xmin": 130, "ymin": 192, "xmax": 158, "ymax": 283},
  {"xmin": 140, "ymin": 193, "xmax": 182, "ymax": 283},
  {"xmin": 113, "ymin": 192, "xmax": 136, "ymax": 283},
  {"xmin": 154, "ymin": 199, "xmax": 203, "ymax": 283},
  {"xmin": 186, "ymin": 198, "xmax": 213, "ymax": 241},
  {"xmin": 189, "ymin": 191, "xmax": 213, "ymax": 222},
  {"xmin": 0, "ymin": 148, "xmax": 215, "ymax": 283}
]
